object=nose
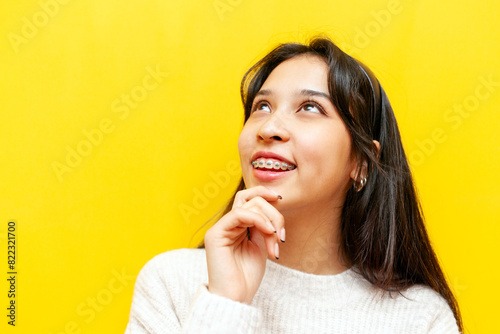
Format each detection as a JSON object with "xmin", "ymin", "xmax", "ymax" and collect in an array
[{"xmin": 257, "ymin": 112, "xmax": 290, "ymax": 142}]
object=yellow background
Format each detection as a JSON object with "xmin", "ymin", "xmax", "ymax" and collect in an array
[{"xmin": 1, "ymin": 0, "xmax": 498, "ymax": 333}]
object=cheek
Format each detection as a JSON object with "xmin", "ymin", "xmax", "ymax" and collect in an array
[
  {"xmin": 299, "ymin": 127, "xmax": 352, "ymax": 177},
  {"xmin": 237, "ymin": 125, "xmax": 256, "ymax": 174},
  {"xmin": 237, "ymin": 126, "xmax": 252, "ymax": 154}
]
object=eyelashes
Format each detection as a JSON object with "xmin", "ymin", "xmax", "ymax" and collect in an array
[
  {"xmin": 251, "ymin": 99, "xmax": 327, "ymax": 115},
  {"xmin": 301, "ymin": 100, "xmax": 326, "ymax": 114},
  {"xmin": 252, "ymin": 100, "xmax": 271, "ymax": 112}
]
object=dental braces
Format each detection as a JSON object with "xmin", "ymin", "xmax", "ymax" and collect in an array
[{"xmin": 252, "ymin": 159, "xmax": 296, "ymax": 170}]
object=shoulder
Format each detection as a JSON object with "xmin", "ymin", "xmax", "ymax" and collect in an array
[
  {"xmin": 396, "ymin": 284, "xmax": 452, "ymax": 314},
  {"xmin": 347, "ymin": 271, "xmax": 459, "ymax": 332},
  {"xmin": 382, "ymin": 285, "xmax": 459, "ymax": 333},
  {"xmin": 348, "ymin": 270, "xmax": 451, "ymax": 310},
  {"xmin": 366, "ymin": 283, "xmax": 454, "ymax": 314},
  {"xmin": 127, "ymin": 248, "xmax": 211, "ymax": 331},
  {"xmin": 400, "ymin": 284, "xmax": 447, "ymax": 304},
  {"xmin": 142, "ymin": 247, "xmax": 206, "ymax": 270},
  {"xmin": 135, "ymin": 248, "xmax": 208, "ymax": 288},
  {"xmin": 401, "ymin": 285, "xmax": 460, "ymax": 333}
]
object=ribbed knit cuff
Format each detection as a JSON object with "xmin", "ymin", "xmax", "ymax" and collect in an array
[{"xmin": 182, "ymin": 283, "xmax": 263, "ymax": 334}]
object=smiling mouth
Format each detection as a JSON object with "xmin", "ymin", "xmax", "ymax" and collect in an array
[{"xmin": 251, "ymin": 158, "xmax": 297, "ymax": 171}]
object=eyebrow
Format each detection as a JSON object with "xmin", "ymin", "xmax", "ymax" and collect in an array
[
  {"xmin": 299, "ymin": 89, "xmax": 331, "ymax": 100},
  {"xmin": 255, "ymin": 89, "xmax": 331, "ymax": 100}
]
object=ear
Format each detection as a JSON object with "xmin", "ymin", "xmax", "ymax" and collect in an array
[
  {"xmin": 349, "ymin": 140, "xmax": 381, "ymax": 181},
  {"xmin": 373, "ymin": 140, "xmax": 381, "ymax": 159}
]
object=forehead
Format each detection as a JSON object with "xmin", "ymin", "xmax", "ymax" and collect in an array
[{"xmin": 260, "ymin": 54, "xmax": 329, "ymax": 93}]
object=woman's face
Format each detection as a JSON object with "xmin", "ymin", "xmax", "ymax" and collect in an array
[{"xmin": 237, "ymin": 54, "xmax": 357, "ymax": 212}]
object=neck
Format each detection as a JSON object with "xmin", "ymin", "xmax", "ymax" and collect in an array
[{"xmin": 268, "ymin": 198, "xmax": 350, "ymax": 275}]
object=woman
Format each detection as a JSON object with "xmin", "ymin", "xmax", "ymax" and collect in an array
[{"xmin": 125, "ymin": 36, "xmax": 463, "ymax": 333}]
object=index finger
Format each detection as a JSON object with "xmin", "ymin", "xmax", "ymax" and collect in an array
[{"xmin": 232, "ymin": 185, "xmax": 282, "ymax": 209}]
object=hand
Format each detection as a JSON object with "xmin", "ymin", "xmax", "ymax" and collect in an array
[{"xmin": 204, "ymin": 185, "xmax": 285, "ymax": 305}]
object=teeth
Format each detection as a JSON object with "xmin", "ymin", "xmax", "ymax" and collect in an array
[{"xmin": 251, "ymin": 158, "xmax": 296, "ymax": 170}]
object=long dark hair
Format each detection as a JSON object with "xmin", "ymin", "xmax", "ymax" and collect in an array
[{"xmin": 195, "ymin": 36, "xmax": 462, "ymax": 331}]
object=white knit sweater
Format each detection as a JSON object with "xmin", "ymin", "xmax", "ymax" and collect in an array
[{"xmin": 125, "ymin": 248, "xmax": 460, "ymax": 333}]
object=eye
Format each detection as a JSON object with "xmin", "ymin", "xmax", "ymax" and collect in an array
[
  {"xmin": 299, "ymin": 101, "xmax": 326, "ymax": 114},
  {"xmin": 251, "ymin": 100, "xmax": 271, "ymax": 113}
]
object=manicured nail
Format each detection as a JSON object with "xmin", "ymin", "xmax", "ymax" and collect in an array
[
  {"xmin": 274, "ymin": 242, "xmax": 279, "ymax": 260},
  {"xmin": 268, "ymin": 189, "xmax": 282, "ymax": 199},
  {"xmin": 280, "ymin": 228, "xmax": 285, "ymax": 243},
  {"xmin": 266, "ymin": 221, "xmax": 276, "ymax": 233}
]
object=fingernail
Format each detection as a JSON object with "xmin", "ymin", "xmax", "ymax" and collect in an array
[
  {"xmin": 280, "ymin": 228, "xmax": 285, "ymax": 243},
  {"xmin": 268, "ymin": 189, "xmax": 282, "ymax": 199},
  {"xmin": 266, "ymin": 221, "xmax": 276, "ymax": 233},
  {"xmin": 274, "ymin": 242, "xmax": 279, "ymax": 260}
]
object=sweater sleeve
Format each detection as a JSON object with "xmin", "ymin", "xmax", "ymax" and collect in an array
[
  {"xmin": 182, "ymin": 283, "xmax": 263, "ymax": 333},
  {"xmin": 125, "ymin": 253, "xmax": 264, "ymax": 334}
]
